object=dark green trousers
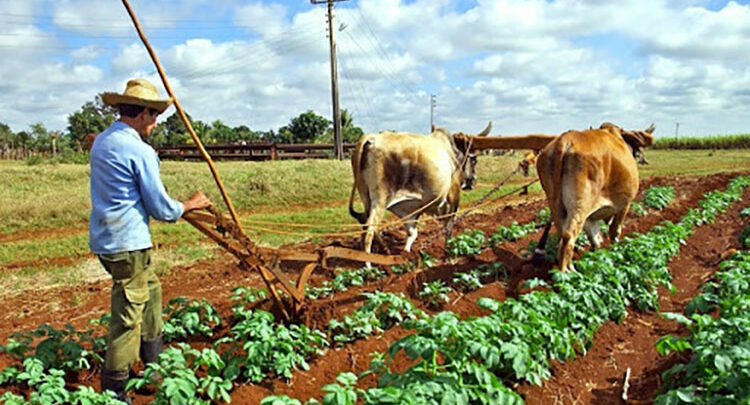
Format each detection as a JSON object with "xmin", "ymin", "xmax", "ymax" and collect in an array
[{"xmin": 98, "ymin": 249, "xmax": 162, "ymax": 373}]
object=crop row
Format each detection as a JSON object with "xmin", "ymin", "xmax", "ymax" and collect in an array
[
  {"xmin": 654, "ymin": 212, "xmax": 750, "ymax": 404},
  {"xmin": 263, "ymin": 176, "xmax": 749, "ymax": 404}
]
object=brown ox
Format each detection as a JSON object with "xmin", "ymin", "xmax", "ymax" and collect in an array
[
  {"xmin": 533, "ymin": 122, "xmax": 654, "ymax": 272},
  {"xmin": 348, "ymin": 123, "xmax": 491, "ymax": 256}
]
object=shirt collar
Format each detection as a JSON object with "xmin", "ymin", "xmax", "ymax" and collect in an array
[{"xmin": 113, "ymin": 120, "xmax": 143, "ymax": 142}]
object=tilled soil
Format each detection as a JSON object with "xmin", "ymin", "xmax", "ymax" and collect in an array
[{"xmin": 0, "ymin": 172, "xmax": 748, "ymax": 404}]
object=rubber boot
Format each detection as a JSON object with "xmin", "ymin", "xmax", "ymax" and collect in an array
[
  {"xmin": 101, "ymin": 369, "xmax": 132, "ymax": 404},
  {"xmin": 139, "ymin": 335, "xmax": 163, "ymax": 366}
]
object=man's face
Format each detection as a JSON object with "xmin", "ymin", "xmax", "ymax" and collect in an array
[{"xmin": 136, "ymin": 108, "xmax": 159, "ymax": 138}]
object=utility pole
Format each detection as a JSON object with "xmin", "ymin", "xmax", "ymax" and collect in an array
[
  {"xmin": 675, "ymin": 122, "xmax": 680, "ymax": 139},
  {"xmin": 311, "ymin": 0, "xmax": 348, "ymax": 160},
  {"xmin": 430, "ymin": 94, "xmax": 436, "ymax": 132}
]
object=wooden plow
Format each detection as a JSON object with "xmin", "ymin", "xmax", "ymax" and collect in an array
[{"xmin": 183, "ymin": 207, "xmax": 407, "ymax": 320}]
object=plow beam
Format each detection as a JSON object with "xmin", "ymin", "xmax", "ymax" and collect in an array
[
  {"xmin": 469, "ymin": 134, "xmax": 557, "ymax": 151},
  {"xmin": 321, "ymin": 246, "xmax": 408, "ymax": 267}
]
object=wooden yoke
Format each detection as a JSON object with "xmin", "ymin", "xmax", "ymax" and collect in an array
[{"xmin": 468, "ymin": 134, "xmax": 558, "ymax": 152}]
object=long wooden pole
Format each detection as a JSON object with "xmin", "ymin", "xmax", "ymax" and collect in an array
[
  {"xmin": 120, "ymin": 0, "xmax": 242, "ymax": 227},
  {"xmin": 468, "ymin": 134, "xmax": 558, "ymax": 151}
]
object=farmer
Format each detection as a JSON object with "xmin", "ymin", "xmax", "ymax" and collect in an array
[{"xmin": 90, "ymin": 78, "xmax": 211, "ymax": 401}]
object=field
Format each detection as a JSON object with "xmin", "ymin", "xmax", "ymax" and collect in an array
[{"xmin": 0, "ymin": 149, "xmax": 749, "ymax": 404}]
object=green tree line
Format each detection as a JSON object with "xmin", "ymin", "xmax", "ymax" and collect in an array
[{"xmin": 0, "ymin": 96, "xmax": 364, "ymax": 156}]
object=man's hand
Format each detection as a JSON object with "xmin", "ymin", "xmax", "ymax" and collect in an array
[{"xmin": 182, "ymin": 191, "xmax": 212, "ymax": 214}]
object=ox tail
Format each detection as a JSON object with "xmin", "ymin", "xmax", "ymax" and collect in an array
[
  {"xmin": 552, "ymin": 141, "xmax": 572, "ymax": 223},
  {"xmin": 532, "ymin": 222, "xmax": 552, "ymax": 266},
  {"xmin": 348, "ymin": 137, "xmax": 371, "ymax": 225}
]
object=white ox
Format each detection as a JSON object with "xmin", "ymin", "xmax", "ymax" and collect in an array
[{"xmin": 348, "ymin": 123, "xmax": 491, "ymax": 255}]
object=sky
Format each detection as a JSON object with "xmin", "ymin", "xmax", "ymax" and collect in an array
[{"xmin": 1, "ymin": 0, "xmax": 749, "ymax": 137}]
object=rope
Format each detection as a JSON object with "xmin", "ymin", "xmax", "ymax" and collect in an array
[{"xmin": 456, "ymin": 164, "xmax": 523, "ymax": 222}]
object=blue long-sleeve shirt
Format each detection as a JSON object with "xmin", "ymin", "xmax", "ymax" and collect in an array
[{"xmin": 89, "ymin": 121, "xmax": 184, "ymax": 254}]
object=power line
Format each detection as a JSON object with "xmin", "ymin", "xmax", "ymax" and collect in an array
[
  {"xmin": 174, "ymin": 26, "xmax": 326, "ymax": 80},
  {"xmin": 337, "ymin": 49, "xmax": 377, "ymax": 122},
  {"xmin": 341, "ymin": 29, "xmax": 422, "ymax": 102}
]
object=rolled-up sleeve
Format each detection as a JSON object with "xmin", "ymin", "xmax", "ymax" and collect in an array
[{"xmin": 135, "ymin": 151, "xmax": 184, "ymax": 222}]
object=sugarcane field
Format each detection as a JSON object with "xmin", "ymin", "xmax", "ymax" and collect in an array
[{"xmin": 1, "ymin": 1, "xmax": 750, "ymax": 405}]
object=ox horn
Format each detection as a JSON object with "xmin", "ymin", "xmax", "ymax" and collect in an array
[
  {"xmin": 476, "ymin": 121, "xmax": 492, "ymax": 137},
  {"xmin": 645, "ymin": 123, "xmax": 655, "ymax": 134}
]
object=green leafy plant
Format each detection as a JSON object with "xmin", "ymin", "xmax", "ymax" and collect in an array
[
  {"xmin": 231, "ymin": 286, "xmax": 268, "ymax": 305},
  {"xmin": 418, "ymin": 281, "xmax": 451, "ymax": 307},
  {"xmin": 128, "ymin": 343, "xmax": 230, "ymax": 404},
  {"xmin": 0, "ymin": 357, "xmax": 122, "ymax": 405},
  {"xmin": 216, "ymin": 309, "xmax": 328, "ymax": 383},
  {"xmin": 490, "ymin": 221, "xmax": 536, "ymax": 244},
  {"xmin": 629, "ymin": 201, "xmax": 646, "ymax": 217},
  {"xmin": 643, "ymin": 185, "xmax": 675, "ymax": 210},
  {"xmin": 420, "ymin": 251, "xmax": 438, "ymax": 268},
  {"xmin": 536, "ymin": 207, "xmax": 551, "ymax": 225},
  {"xmin": 0, "ymin": 324, "xmax": 103, "ymax": 372},
  {"xmin": 447, "ymin": 229, "xmax": 486, "ymax": 257},
  {"xmin": 260, "ymin": 396, "xmax": 303, "ymax": 405},
  {"xmin": 452, "ymin": 270, "xmax": 484, "ymax": 292},
  {"xmin": 740, "ymin": 207, "xmax": 750, "ymax": 218},
  {"xmin": 329, "ymin": 292, "xmax": 425, "ymax": 344},
  {"xmin": 321, "ymin": 372, "xmax": 359, "ymax": 405},
  {"xmin": 390, "ymin": 261, "xmax": 416, "ymax": 275},
  {"xmin": 306, "ymin": 266, "xmax": 386, "ymax": 299},
  {"xmin": 162, "ymin": 297, "xmax": 222, "ymax": 342}
]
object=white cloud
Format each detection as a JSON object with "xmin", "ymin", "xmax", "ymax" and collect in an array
[
  {"xmin": 70, "ymin": 44, "xmax": 104, "ymax": 62},
  {"xmin": 234, "ymin": 2, "xmax": 288, "ymax": 36}
]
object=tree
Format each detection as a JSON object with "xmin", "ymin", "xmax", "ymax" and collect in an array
[
  {"xmin": 209, "ymin": 120, "xmax": 234, "ymax": 144},
  {"xmin": 317, "ymin": 109, "xmax": 363, "ymax": 143},
  {"xmin": 29, "ymin": 122, "xmax": 50, "ymax": 152},
  {"xmin": 0, "ymin": 122, "xmax": 12, "ymax": 150},
  {"xmin": 285, "ymin": 110, "xmax": 330, "ymax": 144},
  {"xmin": 66, "ymin": 95, "xmax": 116, "ymax": 149},
  {"xmin": 161, "ymin": 111, "xmax": 211, "ymax": 146},
  {"xmin": 148, "ymin": 123, "xmax": 169, "ymax": 148},
  {"xmin": 233, "ymin": 125, "xmax": 259, "ymax": 143},
  {"xmin": 15, "ymin": 130, "xmax": 31, "ymax": 150},
  {"xmin": 163, "ymin": 111, "xmax": 194, "ymax": 146}
]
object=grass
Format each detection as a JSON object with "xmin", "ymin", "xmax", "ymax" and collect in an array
[
  {"xmin": 652, "ymin": 134, "xmax": 750, "ymax": 150},
  {"xmin": 639, "ymin": 149, "xmax": 750, "ymax": 177},
  {"xmin": 0, "ymin": 148, "xmax": 748, "ymax": 292}
]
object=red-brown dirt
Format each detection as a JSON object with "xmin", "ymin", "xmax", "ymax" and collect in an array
[{"xmin": 0, "ymin": 172, "xmax": 748, "ymax": 404}]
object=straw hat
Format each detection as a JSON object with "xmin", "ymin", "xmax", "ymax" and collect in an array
[{"xmin": 101, "ymin": 78, "xmax": 173, "ymax": 114}]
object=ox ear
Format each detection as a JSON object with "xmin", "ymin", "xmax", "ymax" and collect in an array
[
  {"xmin": 452, "ymin": 132, "xmax": 471, "ymax": 153},
  {"xmin": 622, "ymin": 125, "xmax": 655, "ymax": 148}
]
